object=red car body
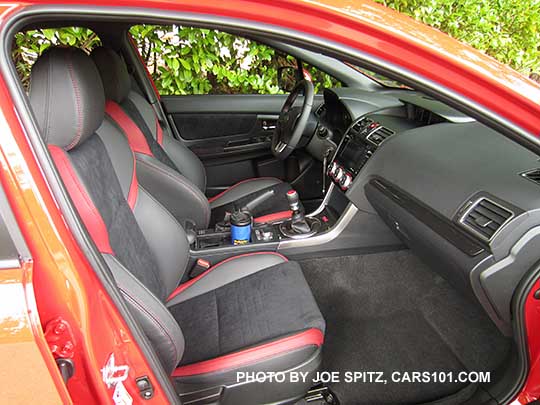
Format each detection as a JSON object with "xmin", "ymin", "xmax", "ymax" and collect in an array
[{"xmin": 0, "ymin": 1, "xmax": 539, "ymax": 403}]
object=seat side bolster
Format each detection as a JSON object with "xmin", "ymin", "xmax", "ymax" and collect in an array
[
  {"xmin": 96, "ymin": 118, "xmax": 137, "ymax": 202},
  {"xmin": 160, "ymin": 130, "xmax": 207, "ymax": 191},
  {"xmin": 103, "ymin": 254, "xmax": 185, "ymax": 373},
  {"xmin": 166, "ymin": 252, "xmax": 287, "ymax": 306},
  {"xmin": 136, "ymin": 154, "xmax": 210, "ymax": 229},
  {"xmin": 133, "ymin": 186, "xmax": 190, "ymax": 292},
  {"xmin": 172, "ymin": 328, "xmax": 323, "ymax": 377}
]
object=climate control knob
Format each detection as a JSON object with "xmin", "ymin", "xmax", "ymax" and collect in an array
[
  {"xmin": 328, "ymin": 161, "xmax": 339, "ymax": 178},
  {"xmin": 340, "ymin": 173, "xmax": 353, "ymax": 190},
  {"xmin": 335, "ymin": 167, "xmax": 345, "ymax": 182}
]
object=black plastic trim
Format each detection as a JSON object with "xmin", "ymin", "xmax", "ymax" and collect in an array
[
  {"xmin": 370, "ymin": 177, "xmax": 487, "ymax": 256},
  {"xmin": 453, "ymin": 191, "xmax": 525, "ymax": 244}
]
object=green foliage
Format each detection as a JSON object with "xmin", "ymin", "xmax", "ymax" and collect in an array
[
  {"xmin": 129, "ymin": 25, "xmax": 339, "ymax": 95},
  {"xmin": 376, "ymin": 0, "xmax": 540, "ymax": 75},
  {"xmin": 13, "ymin": 27, "xmax": 100, "ymax": 89},
  {"xmin": 129, "ymin": 25, "xmax": 283, "ymax": 95},
  {"xmin": 13, "ymin": 1, "xmax": 540, "ymax": 94},
  {"xmin": 12, "ymin": 25, "xmax": 340, "ymax": 95}
]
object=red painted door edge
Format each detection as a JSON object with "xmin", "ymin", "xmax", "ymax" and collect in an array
[{"xmin": 0, "ymin": 64, "xmax": 170, "ymax": 403}]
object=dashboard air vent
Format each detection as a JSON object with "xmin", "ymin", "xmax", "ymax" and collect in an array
[
  {"xmin": 366, "ymin": 126, "xmax": 395, "ymax": 146},
  {"xmin": 459, "ymin": 198, "xmax": 513, "ymax": 241},
  {"xmin": 352, "ymin": 118, "xmax": 371, "ymax": 132},
  {"xmin": 521, "ymin": 168, "xmax": 540, "ymax": 185},
  {"xmin": 316, "ymin": 104, "xmax": 326, "ymax": 117}
]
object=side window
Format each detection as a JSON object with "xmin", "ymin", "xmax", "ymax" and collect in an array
[
  {"xmin": 12, "ymin": 27, "xmax": 101, "ymax": 90},
  {"xmin": 129, "ymin": 25, "xmax": 342, "ymax": 95},
  {"xmin": 305, "ymin": 63, "xmax": 343, "ymax": 93}
]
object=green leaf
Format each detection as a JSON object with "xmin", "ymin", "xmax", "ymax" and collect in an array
[{"xmin": 179, "ymin": 59, "xmax": 191, "ymax": 70}]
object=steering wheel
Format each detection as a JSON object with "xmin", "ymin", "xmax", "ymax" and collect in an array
[{"xmin": 272, "ymin": 79, "xmax": 314, "ymax": 160}]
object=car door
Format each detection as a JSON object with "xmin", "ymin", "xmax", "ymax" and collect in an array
[
  {"xmin": 162, "ymin": 92, "xmax": 288, "ymax": 196},
  {"xmin": 129, "ymin": 25, "xmax": 339, "ymax": 199}
]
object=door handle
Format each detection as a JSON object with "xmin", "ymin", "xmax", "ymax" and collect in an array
[{"xmin": 262, "ymin": 120, "xmax": 276, "ymax": 131}]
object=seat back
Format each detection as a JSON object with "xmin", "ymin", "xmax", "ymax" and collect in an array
[
  {"xmin": 29, "ymin": 47, "xmax": 188, "ymax": 372},
  {"xmin": 91, "ymin": 46, "xmax": 210, "ymax": 228}
]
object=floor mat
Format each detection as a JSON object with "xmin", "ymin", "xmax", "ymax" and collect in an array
[{"xmin": 300, "ymin": 250, "xmax": 511, "ymax": 405}]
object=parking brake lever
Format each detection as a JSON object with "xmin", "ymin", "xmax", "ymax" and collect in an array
[{"xmin": 240, "ymin": 189, "xmax": 275, "ymax": 213}]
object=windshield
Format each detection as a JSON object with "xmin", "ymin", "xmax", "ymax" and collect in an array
[{"xmin": 346, "ymin": 62, "xmax": 412, "ymax": 89}]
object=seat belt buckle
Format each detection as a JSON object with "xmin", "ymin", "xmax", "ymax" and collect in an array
[{"xmin": 189, "ymin": 258, "xmax": 211, "ymax": 278}]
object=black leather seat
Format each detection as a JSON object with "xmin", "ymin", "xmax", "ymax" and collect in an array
[
  {"xmin": 90, "ymin": 46, "xmax": 296, "ymax": 229},
  {"xmin": 29, "ymin": 47, "xmax": 324, "ymax": 404}
]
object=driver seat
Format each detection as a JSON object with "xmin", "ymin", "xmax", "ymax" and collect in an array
[{"xmin": 91, "ymin": 47, "xmax": 296, "ymax": 228}]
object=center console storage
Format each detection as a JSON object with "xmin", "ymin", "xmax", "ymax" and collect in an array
[{"xmin": 192, "ymin": 208, "xmax": 337, "ymax": 251}]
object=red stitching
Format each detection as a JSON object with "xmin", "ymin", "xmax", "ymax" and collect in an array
[
  {"xmin": 121, "ymin": 289, "xmax": 179, "ymax": 365},
  {"xmin": 49, "ymin": 146, "xmax": 113, "ymax": 254},
  {"xmin": 138, "ymin": 158, "xmax": 210, "ymax": 224},
  {"xmin": 65, "ymin": 51, "xmax": 84, "ymax": 150},
  {"xmin": 166, "ymin": 251, "xmax": 287, "ymax": 302},
  {"xmin": 171, "ymin": 328, "xmax": 323, "ymax": 377}
]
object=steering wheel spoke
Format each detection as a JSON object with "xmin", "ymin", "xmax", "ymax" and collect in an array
[{"xmin": 275, "ymin": 141, "xmax": 287, "ymax": 153}]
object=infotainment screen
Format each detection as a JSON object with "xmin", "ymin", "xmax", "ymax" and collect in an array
[{"xmin": 336, "ymin": 137, "xmax": 368, "ymax": 175}]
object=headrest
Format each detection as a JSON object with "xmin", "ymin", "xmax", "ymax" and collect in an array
[
  {"xmin": 91, "ymin": 47, "xmax": 131, "ymax": 104},
  {"xmin": 29, "ymin": 47, "xmax": 105, "ymax": 150}
]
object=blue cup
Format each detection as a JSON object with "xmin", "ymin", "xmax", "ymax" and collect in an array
[{"xmin": 230, "ymin": 211, "xmax": 252, "ymax": 245}]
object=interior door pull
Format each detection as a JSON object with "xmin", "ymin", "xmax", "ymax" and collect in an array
[{"xmin": 262, "ymin": 121, "xmax": 276, "ymax": 131}]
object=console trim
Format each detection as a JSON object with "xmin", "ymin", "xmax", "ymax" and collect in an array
[
  {"xmin": 308, "ymin": 183, "xmax": 335, "ymax": 217},
  {"xmin": 278, "ymin": 203, "xmax": 358, "ymax": 249}
]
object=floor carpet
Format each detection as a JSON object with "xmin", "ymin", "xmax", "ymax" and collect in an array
[{"xmin": 300, "ymin": 250, "xmax": 511, "ymax": 405}]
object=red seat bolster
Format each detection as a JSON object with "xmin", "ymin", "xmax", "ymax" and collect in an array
[{"xmin": 171, "ymin": 328, "xmax": 323, "ymax": 377}]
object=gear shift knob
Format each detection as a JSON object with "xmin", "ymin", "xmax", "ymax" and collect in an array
[
  {"xmin": 282, "ymin": 189, "xmax": 312, "ymax": 235},
  {"xmin": 286, "ymin": 190, "xmax": 301, "ymax": 212}
]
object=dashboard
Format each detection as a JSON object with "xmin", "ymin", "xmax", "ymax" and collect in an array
[
  {"xmin": 310, "ymin": 87, "xmax": 540, "ymax": 335},
  {"xmin": 316, "ymin": 88, "xmax": 461, "ymax": 191}
]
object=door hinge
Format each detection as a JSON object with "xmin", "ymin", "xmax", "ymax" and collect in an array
[{"xmin": 44, "ymin": 317, "xmax": 76, "ymax": 383}]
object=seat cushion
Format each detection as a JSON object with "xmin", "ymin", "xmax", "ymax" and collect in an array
[
  {"xmin": 167, "ymin": 255, "xmax": 325, "ymax": 373},
  {"xmin": 209, "ymin": 179, "xmax": 295, "ymax": 225}
]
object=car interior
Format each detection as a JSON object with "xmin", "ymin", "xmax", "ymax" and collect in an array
[{"xmin": 7, "ymin": 12, "xmax": 538, "ymax": 405}]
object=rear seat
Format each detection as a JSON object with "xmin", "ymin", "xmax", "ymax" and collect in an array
[{"xmin": 29, "ymin": 46, "xmax": 325, "ymax": 404}]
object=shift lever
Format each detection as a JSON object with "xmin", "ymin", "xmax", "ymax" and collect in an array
[
  {"xmin": 286, "ymin": 190, "xmax": 301, "ymax": 212},
  {"xmin": 286, "ymin": 190, "xmax": 311, "ymax": 234}
]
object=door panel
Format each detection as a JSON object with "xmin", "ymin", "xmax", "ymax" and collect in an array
[
  {"xmin": 162, "ymin": 94, "xmax": 324, "ymax": 199},
  {"xmin": 162, "ymin": 94, "xmax": 289, "ymax": 115},
  {"xmin": 163, "ymin": 94, "xmax": 287, "ymax": 193},
  {"xmin": 171, "ymin": 113, "xmax": 259, "ymax": 140}
]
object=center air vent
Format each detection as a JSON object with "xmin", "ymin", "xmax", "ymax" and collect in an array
[
  {"xmin": 459, "ymin": 198, "xmax": 514, "ymax": 241},
  {"xmin": 521, "ymin": 168, "xmax": 540, "ymax": 185},
  {"xmin": 366, "ymin": 126, "xmax": 395, "ymax": 146}
]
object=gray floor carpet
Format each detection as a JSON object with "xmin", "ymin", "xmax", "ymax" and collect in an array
[{"xmin": 300, "ymin": 250, "xmax": 511, "ymax": 405}]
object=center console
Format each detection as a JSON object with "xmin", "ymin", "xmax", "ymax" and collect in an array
[
  {"xmin": 187, "ymin": 115, "xmax": 395, "ymax": 263},
  {"xmin": 192, "ymin": 207, "xmax": 337, "ymax": 251},
  {"xmin": 328, "ymin": 117, "xmax": 395, "ymax": 191}
]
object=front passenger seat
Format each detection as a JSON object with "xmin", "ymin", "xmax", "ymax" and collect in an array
[
  {"xmin": 29, "ymin": 46, "xmax": 325, "ymax": 405},
  {"xmin": 91, "ymin": 46, "xmax": 296, "ymax": 229}
]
